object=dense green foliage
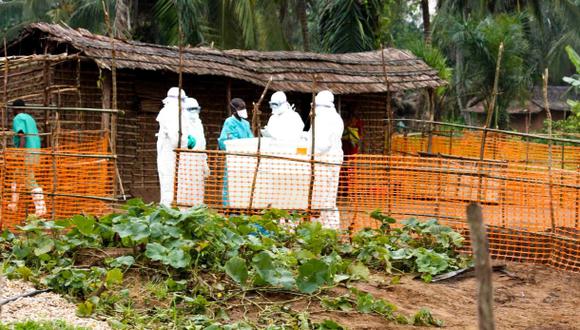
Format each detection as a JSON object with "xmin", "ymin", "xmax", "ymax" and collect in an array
[
  {"xmin": 0, "ymin": 200, "xmax": 469, "ymax": 328},
  {"xmin": 0, "ymin": 320, "xmax": 89, "ymax": 330},
  {"xmin": 548, "ymin": 46, "xmax": 580, "ymax": 136},
  {"xmin": 1, "ymin": 0, "xmax": 578, "ymax": 128}
]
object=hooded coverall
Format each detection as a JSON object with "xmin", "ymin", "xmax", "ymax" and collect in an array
[{"xmin": 309, "ymin": 105, "xmax": 344, "ymax": 230}]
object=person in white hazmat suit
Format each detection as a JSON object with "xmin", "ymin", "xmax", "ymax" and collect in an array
[
  {"xmin": 262, "ymin": 91, "xmax": 304, "ymax": 140},
  {"xmin": 308, "ymin": 90, "xmax": 344, "ymax": 230},
  {"xmin": 156, "ymin": 87, "xmax": 187, "ymax": 207},
  {"xmin": 176, "ymin": 97, "xmax": 210, "ymax": 208}
]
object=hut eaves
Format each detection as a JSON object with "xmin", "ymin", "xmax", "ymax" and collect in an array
[{"xmin": 8, "ymin": 23, "xmax": 445, "ymax": 94}]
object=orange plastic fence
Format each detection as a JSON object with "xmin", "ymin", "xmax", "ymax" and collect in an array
[
  {"xmin": 0, "ymin": 131, "xmax": 114, "ymax": 230},
  {"xmin": 175, "ymin": 149, "xmax": 579, "ymax": 272},
  {"xmin": 392, "ymin": 131, "xmax": 580, "ymax": 170}
]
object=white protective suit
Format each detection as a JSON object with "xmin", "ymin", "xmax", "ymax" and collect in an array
[
  {"xmin": 262, "ymin": 91, "xmax": 304, "ymax": 141},
  {"xmin": 176, "ymin": 97, "xmax": 210, "ymax": 208},
  {"xmin": 156, "ymin": 87, "xmax": 187, "ymax": 206},
  {"xmin": 308, "ymin": 90, "xmax": 344, "ymax": 230}
]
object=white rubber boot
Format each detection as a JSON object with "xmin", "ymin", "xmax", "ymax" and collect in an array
[{"xmin": 31, "ymin": 187, "xmax": 47, "ymax": 217}]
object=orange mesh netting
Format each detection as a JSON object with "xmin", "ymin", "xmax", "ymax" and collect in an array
[
  {"xmin": 0, "ymin": 131, "xmax": 114, "ymax": 230},
  {"xmin": 392, "ymin": 131, "xmax": 580, "ymax": 170},
  {"xmin": 174, "ymin": 149, "xmax": 579, "ymax": 272}
]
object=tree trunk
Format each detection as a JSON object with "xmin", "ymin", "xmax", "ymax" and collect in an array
[
  {"xmin": 114, "ymin": 0, "xmax": 131, "ymax": 39},
  {"xmin": 297, "ymin": 0, "xmax": 310, "ymax": 51},
  {"xmin": 420, "ymin": 0, "xmax": 431, "ymax": 44}
]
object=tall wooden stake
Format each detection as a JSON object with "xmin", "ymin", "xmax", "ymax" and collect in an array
[
  {"xmin": 172, "ymin": 21, "xmax": 185, "ymax": 208},
  {"xmin": 380, "ymin": 46, "xmax": 393, "ymax": 155},
  {"xmin": 248, "ymin": 77, "xmax": 273, "ymax": 210},
  {"xmin": 103, "ymin": 0, "xmax": 119, "ymax": 200},
  {"xmin": 480, "ymin": 42, "xmax": 504, "ymax": 161},
  {"xmin": 478, "ymin": 42, "xmax": 504, "ymax": 202},
  {"xmin": 466, "ymin": 203, "xmax": 495, "ymax": 330},
  {"xmin": 0, "ymin": 38, "xmax": 8, "ymax": 227},
  {"xmin": 3, "ymin": 38, "xmax": 8, "ymax": 134},
  {"xmin": 307, "ymin": 75, "xmax": 318, "ymax": 220},
  {"xmin": 542, "ymin": 69, "xmax": 555, "ymax": 232}
]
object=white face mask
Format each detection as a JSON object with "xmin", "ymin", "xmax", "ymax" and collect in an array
[
  {"xmin": 237, "ymin": 109, "xmax": 248, "ymax": 119},
  {"xmin": 272, "ymin": 105, "xmax": 283, "ymax": 115},
  {"xmin": 189, "ymin": 110, "xmax": 200, "ymax": 120}
]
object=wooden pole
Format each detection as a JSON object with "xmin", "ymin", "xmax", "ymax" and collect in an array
[
  {"xmin": 3, "ymin": 37, "xmax": 8, "ymax": 133},
  {"xmin": 0, "ymin": 37, "xmax": 8, "ymax": 227},
  {"xmin": 248, "ymin": 77, "xmax": 273, "ymax": 210},
  {"xmin": 76, "ymin": 57, "xmax": 83, "ymax": 132},
  {"xmin": 480, "ymin": 42, "xmax": 504, "ymax": 161},
  {"xmin": 466, "ymin": 203, "xmax": 495, "ymax": 330},
  {"xmin": 172, "ymin": 21, "xmax": 185, "ymax": 208},
  {"xmin": 478, "ymin": 42, "xmax": 504, "ymax": 202},
  {"xmin": 102, "ymin": 0, "xmax": 119, "ymax": 203},
  {"xmin": 542, "ymin": 69, "xmax": 555, "ymax": 232},
  {"xmin": 51, "ymin": 112, "xmax": 59, "ymax": 220},
  {"xmin": 426, "ymin": 88, "xmax": 436, "ymax": 153},
  {"xmin": 307, "ymin": 75, "xmax": 318, "ymax": 220},
  {"xmin": 380, "ymin": 46, "xmax": 393, "ymax": 155}
]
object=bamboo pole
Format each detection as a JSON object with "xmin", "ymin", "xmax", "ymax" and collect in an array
[
  {"xmin": 480, "ymin": 42, "xmax": 504, "ymax": 161},
  {"xmin": 248, "ymin": 77, "xmax": 273, "ymax": 210},
  {"xmin": 575, "ymin": 167, "xmax": 579, "ymax": 229},
  {"xmin": 426, "ymin": 88, "xmax": 436, "ymax": 153},
  {"xmin": 76, "ymin": 57, "xmax": 83, "ymax": 132},
  {"xmin": 2, "ymin": 38, "xmax": 7, "ymax": 132},
  {"xmin": 172, "ymin": 21, "xmax": 185, "ymax": 208},
  {"xmin": 542, "ymin": 69, "xmax": 555, "ymax": 232},
  {"xmin": 43, "ymin": 46, "xmax": 50, "ymax": 143},
  {"xmin": 51, "ymin": 111, "xmax": 59, "ymax": 220},
  {"xmin": 102, "ymin": 0, "xmax": 122, "ymax": 204},
  {"xmin": 380, "ymin": 46, "xmax": 393, "ymax": 155},
  {"xmin": 0, "ymin": 38, "xmax": 8, "ymax": 227},
  {"xmin": 307, "ymin": 75, "xmax": 318, "ymax": 220},
  {"xmin": 466, "ymin": 203, "xmax": 495, "ymax": 330},
  {"xmin": 7, "ymin": 105, "xmax": 124, "ymax": 114}
]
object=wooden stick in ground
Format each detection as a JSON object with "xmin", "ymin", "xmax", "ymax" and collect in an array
[
  {"xmin": 0, "ymin": 38, "xmax": 9, "ymax": 228},
  {"xmin": 172, "ymin": 21, "xmax": 185, "ymax": 208},
  {"xmin": 3, "ymin": 37, "xmax": 7, "ymax": 132},
  {"xmin": 102, "ymin": 0, "xmax": 119, "ymax": 202},
  {"xmin": 248, "ymin": 77, "xmax": 273, "ymax": 210},
  {"xmin": 478, "ymin": 42, "xmax": 504, "ymax": 201},
  {"xmin": 380, "ymin": 45, "xmax": 393, "ymax": 155},
  {"xmin": 480, "ymin": 42, "xmax": 504, "ymax": 161},
  {"xmin": 466, "ymin": 203, "xmax": 495, "ymax": 330},
  {"xmin": 542, "ymin": 69, "xmax": 555, "ymax": 232},
  {"xmin": 307, "ymin": 75, "xmax": 318, "ymax": 220}
]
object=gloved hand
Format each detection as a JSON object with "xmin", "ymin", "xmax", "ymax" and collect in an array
[{"xmin": 187, "ymin": 135, "xmax": 196, "ymax": 149}]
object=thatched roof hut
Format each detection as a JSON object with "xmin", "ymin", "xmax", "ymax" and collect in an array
[
  {"xmin": 6, "ymin": 23, "xmax": 444, "ymax": 93},
  {"xmin": 2, "ymin": 23, "xmax": 445, "ymax": 200}
]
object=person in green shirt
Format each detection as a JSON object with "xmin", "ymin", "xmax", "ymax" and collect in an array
[{"xmin": 8, "ymin": 99, "xmax": 46, "ymax": 217}]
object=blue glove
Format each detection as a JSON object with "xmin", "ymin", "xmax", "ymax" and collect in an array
[{"xmin": 187, "ymin": 135, "xmax": 196, "ymax": 149}]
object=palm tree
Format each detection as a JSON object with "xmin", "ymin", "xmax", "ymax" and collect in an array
[{"xmin": 317, "ymin": 0, "xmax": 382, "ymax": 53}]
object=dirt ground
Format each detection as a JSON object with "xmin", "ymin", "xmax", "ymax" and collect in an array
[{"xmin": 308, "ymin": 262, "xmax": 580, "ymax": 330}]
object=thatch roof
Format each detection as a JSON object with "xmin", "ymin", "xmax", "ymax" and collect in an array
[
  {"xmin": 465, "ymin": 86, "xmax": 574, "ymax": 114},
  {"xmin": 6, "ymin": 23, "xmax": 445, "ymax": 94}
]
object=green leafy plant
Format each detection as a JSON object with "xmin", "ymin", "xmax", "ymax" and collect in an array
[{"xmin": 0, "ymin": 200, "xmax": 463, "ymax": 328}]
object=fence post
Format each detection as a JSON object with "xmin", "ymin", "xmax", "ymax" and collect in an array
[
  {"xmin": 542, "ymin": 69, "xmax": 555, "ymax": 233},
  {"xmin": 307, "ymin": 76, "xmax": 318, "ymax": 220},
  {"xmin": 0, "ymin": 40, "xmax": 8, "ymax": 227},
  {"xmin": 466, "ymin": 203, "xmax": 495, "ymax": 330},
  {"xmin": 380, "ymin": 46, "xmax": 392, "ymax": 155}
]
